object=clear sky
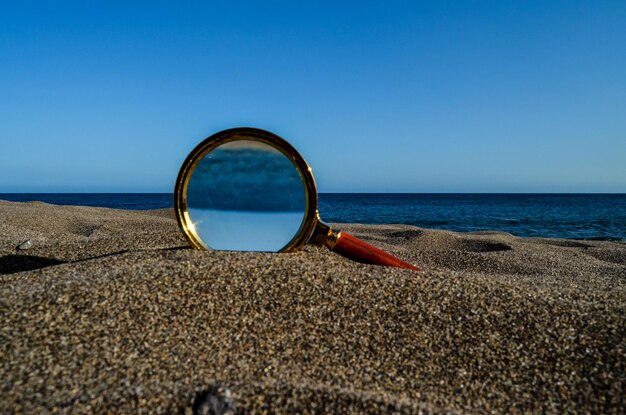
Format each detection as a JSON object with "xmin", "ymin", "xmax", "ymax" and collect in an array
[{"xmin": 1, "ymin": 1, "xmax": 625, "ymax": 193}]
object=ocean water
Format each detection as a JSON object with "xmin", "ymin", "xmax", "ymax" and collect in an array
[
  {"xmin": 319, "ymin": 193, "xmax": 626, "ymax": 242},
  {"xmin": 1, "ymin": 193, "xmax": 624, "ymax": 242}
]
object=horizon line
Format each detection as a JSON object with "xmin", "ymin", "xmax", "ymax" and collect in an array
[{"xmin": 1, "ymin": 192, "xmax": 625, "ymax": 195}]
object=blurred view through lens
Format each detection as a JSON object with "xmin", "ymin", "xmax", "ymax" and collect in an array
[{"xmin": 186, "ymin": 139, "xmax": 307, "ymax": 252}]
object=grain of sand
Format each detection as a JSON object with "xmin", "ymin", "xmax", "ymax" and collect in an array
[{"xmin": 1, "ymin": 200, "xmax": 624, "ymax": 414}]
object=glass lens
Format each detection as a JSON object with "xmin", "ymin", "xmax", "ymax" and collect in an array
[{"xmin": 185, "ymin": 139, "xmax": 307, "ymax": 252}]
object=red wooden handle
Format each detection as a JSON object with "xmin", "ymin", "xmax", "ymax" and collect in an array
[{"xmin": 331, "ymin": 231, "xmax": 420, "ymax": 271}]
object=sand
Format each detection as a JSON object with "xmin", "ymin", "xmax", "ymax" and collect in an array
[{"xmin": 0, "ymin": 200, "xmax": 624, "ymax": 414}]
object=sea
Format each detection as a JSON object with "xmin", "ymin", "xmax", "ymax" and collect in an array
[{"xmin": 1, "ymin": 193, "xmax": 624, "ymax": 242}]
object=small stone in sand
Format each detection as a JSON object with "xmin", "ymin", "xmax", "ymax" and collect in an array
[
  {"xmin": 16, "ymin": 240, "xmax": 33, "ymax": 250},
  {"xmin": 191, "ymin": 384, "xmax": 236, "ymax": 415}
]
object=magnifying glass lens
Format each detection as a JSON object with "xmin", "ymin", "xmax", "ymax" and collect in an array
[{"xmin": 186, "ymin": 140, "xmax": 307, "ymax": 252}]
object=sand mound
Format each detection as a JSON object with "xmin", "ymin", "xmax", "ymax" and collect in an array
[{"xmin": 1, "ymin": 201, "xmax": 624, "ymax": 414}]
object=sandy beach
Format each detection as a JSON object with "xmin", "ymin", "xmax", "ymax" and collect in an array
[{"xmin": 1, "ymin": 200, "xmax": 624, "ymax": 413}]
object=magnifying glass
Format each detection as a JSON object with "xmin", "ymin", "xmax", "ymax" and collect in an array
[{"xmin": 174, "ymin": 127, "xmax": 419, "ymax": 271}]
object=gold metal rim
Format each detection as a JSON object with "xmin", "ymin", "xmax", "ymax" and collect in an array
[{"xmin": 173, "ymin": 127, "xmax": 319, "ymax": 253}]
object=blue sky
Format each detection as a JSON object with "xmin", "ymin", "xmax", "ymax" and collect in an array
[{"xmin": 1, "ymin": 1, "xmax": 625, "ymax": 193}]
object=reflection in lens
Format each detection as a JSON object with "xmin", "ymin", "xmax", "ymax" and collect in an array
[{"xmin": 186, "ymin": 140, "xmax": 307, "ymax": 252}]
